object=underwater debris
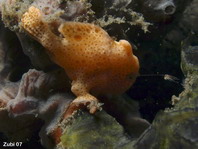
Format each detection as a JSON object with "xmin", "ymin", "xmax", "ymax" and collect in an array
[{"xmin": 21, "ymin": 6, "xmax": 139, "ymax": 116}]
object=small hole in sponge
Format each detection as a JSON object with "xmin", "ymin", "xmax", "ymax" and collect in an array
[{"xmin": 74, "ymin": 35, "xmax": 82, "ymax": 41}]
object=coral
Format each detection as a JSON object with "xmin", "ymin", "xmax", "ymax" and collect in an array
[{"xmin": 21, "ymin": 6, "xmax": 139, "ymax": 115}]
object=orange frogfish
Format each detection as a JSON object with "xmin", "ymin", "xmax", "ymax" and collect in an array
[{"xmin": 21, "ymin": 6, "xmax": 139, "ymax": 116}]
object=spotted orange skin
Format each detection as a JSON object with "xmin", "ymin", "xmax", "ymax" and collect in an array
[{"xmin": 21, "ymin": 6, "xmax": 139, "ymax": 114}]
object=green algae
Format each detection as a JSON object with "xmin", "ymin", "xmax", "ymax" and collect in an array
[{"xmin": 59, "ymin": 111, "xmax": 131, "ymax": 149}]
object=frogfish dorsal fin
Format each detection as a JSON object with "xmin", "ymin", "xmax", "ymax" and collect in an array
[{"xmin": 58, "ymin": 22, "xmax": 111, "ymax": 43}]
